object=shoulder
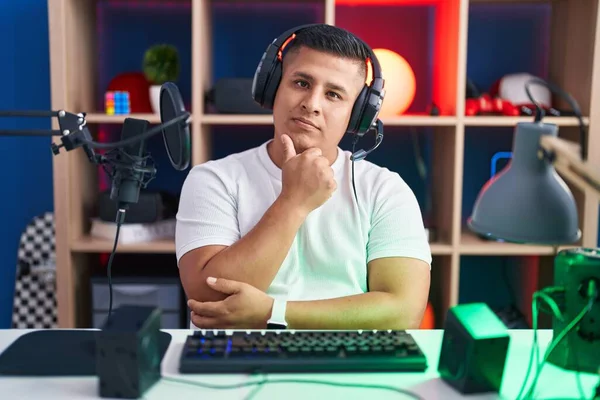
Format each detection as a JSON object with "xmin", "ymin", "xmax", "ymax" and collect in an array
[{"xmin": 183, "ymin": 144, "xmax": 263, "ymax": 187}]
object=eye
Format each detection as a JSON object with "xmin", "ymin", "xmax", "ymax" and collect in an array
[
  {"xmin": 294, "ymin": 80, "xmax": 309, "ymax": 88},
  {"xmin": 327, "ymin": 91, "xmax": 341, "ymax": 100}
]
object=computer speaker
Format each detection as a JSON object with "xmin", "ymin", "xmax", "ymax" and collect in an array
[
  {"xmin": 438, "ymin": 302, "xmax": 510, "ymax": 394},
  {"xmin": 96, "ymin": 305, "xmax": 162, "ymax": 399}
]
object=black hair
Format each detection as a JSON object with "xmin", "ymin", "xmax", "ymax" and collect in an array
[{"xmin": 284, "ymin": 24, "xmax": 370, "ymax": 78}]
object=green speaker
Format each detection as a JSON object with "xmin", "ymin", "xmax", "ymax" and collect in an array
[
  {"xmin": 548, "ymin": 248, "xmax": 600, "ymax": 373},
  {"xmin": 438, "ymin": 303, "xmax": 510, "ymax": 394}
]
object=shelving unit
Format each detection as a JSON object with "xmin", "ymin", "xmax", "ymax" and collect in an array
[{"xmin": 48, "ymin": 0, "xmax": 600, "ymax": 328}]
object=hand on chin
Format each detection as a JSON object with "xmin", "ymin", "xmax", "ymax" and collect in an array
[
  {"xmin": 285, "ymin": 133, "xmax": 315, "ymax": 154},
  {"xmin": 284, "ymin": 128, "xmax": 318, "ymax": 153}
]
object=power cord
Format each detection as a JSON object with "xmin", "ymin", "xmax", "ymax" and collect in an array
[
  {"xmin": 106, "ymin": 206, "xmax": 127, "ymax": 319},
  {"xmin": 160, "ymin": 374, "xmax": 425, "ymax": 400},
  {"xmin": 524, "ymin": 77, "xmax": 587, "ymax": 161},
  {"xmin": 517, "ymin": 284, "xmax": 596, "ymax": 400},
  {"xmin": 351, "ymin": 134, "xmax": 359, "ymax": 206}
]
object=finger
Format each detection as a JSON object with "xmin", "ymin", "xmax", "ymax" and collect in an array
[
  {"xmin": 206, "ymin": 276, "xmax": 242, "ymax": 295},
  {"xmin": 303, "ymin": 147, "xmax": 322, "ymax": 157},
  {"xmin": 314, "ymin": 155, "xmax": 329, "ymax": 167},
  {"xmin": 281, "ymin": 134, "xmax": 297, "ymax": 162},
  {"xmin": 188, "ymin": 299, "xmax": 224, "ymax": 317},
  {"xmin": 328, "ymin": 179, "xmax": 337, "ymax": 192},
  {"xmin": 191, "ymin": 312, "xmax": 222, "ymax": 329}
]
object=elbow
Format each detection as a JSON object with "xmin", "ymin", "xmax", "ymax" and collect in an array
[
  {"xmin": 387, "ymin": 316, "xmax": 422, "ymax": 330},
  {"xmin": 386, "ymin": 295, "xmax": 427, "ymax": 330},
  {"xmin": 180, "ymin": 265, "xmax": 228, "ymax": 303}
]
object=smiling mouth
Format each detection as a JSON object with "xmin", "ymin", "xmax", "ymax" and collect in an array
[{"xmin": 293, "ymin": 118, "xmax": 319, "ymax": 130}]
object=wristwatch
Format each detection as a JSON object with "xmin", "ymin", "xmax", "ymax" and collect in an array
[{"xmin": 267, "ymin": 298, "xmax": 288, "ymax": 329}]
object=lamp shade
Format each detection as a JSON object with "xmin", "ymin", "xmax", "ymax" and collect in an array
[{"xmin": 467, "ymin": 122, "xmax": 581, "ymax": 245}]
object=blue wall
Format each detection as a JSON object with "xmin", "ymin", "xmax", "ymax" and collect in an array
[{"xmin": 0, "ymin": 0, "xmax": 54, "ymax": 327}]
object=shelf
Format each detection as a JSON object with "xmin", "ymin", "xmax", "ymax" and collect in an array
[
  {"xmin": 70, "ymin": 235, "xmax": 452, "ymax": 256},
  {"xmin": 201, "ymin": 114, "xmax": 457, "ymax": 126},
  {"xmin": 71, "ymin": 236, "xmax": 175, "ymax": 253},
  {"xmin": 85, "ymin": 113, "xmax": 458, "ymax": 127},
  {"xmin": 85, "ymin": 113, "xmax": 162, "ymax": 124},
  {"xmin": 383, "ymin": 116, "xmax": 457, "ymax": 126},
  {"xmin": 47, "ymin": 0, "xmax": 600, "ymax": 331},
  {"xmin": 459, "ymin": 231, "xmax": 577, "ymax": 255},
  {"xmin": 463, "ymin": 116, "xmax": 589, "ymax": 127},
  {"xmin": 201, "ymin": 114, "xmax": 273, "ymax": 125},
  {"xmin": 430, "ymin": 242, "xmax": 453, "ymax": 255}
]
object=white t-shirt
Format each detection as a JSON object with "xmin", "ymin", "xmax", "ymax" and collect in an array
[{"xmin": 175, "ymin": 139, "xmax": 432, "ymax": 302}]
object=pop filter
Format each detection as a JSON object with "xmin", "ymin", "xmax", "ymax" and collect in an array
[{"xmin": 159, "ymin": 82, "xmax": 191, "ymax": 171}]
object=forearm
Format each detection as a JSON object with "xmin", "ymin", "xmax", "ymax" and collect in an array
[
  {"xmin": 202, "ymin": 197, "xmax": 306, "ymax": 293},
  {"xmin": 286, "ymin": 292, "xmax": 422, "ymax": 330}
]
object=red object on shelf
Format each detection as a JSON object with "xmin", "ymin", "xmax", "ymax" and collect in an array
[
  {"xmin": 106, "ymin": 72, "xmax": 152, "ymax": 113},
  {"xmin": 465, "ymin": 94, "xmax": 520, "ymax": 116}
]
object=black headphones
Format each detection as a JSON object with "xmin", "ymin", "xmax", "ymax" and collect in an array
[{"xmin": 251, "ymin": 24, "xmax": 385, "ymax": 161}]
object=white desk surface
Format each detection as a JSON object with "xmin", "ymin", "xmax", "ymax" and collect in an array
[{"xmin": 0, "ymin": 328, "xmax": 597, "ymax": 400}]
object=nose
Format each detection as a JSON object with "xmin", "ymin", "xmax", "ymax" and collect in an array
[{"xmin": 300, "ymin": 89, "xmax": 321, "ymax": 115}]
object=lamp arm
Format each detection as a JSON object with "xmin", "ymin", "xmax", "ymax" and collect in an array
[{"xmin": 540, "ymin": 135, "xmax": 600, "ymax": 198}]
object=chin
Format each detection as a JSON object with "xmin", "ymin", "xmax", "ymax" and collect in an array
[{"xmin": 288, "ymin": 133, "xmax": 317, "ymax": 153}]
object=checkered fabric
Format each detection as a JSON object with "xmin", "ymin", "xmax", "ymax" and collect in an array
[{"xmin": 11, "ymin": 212, "xmax": 57, "ymax": 329}]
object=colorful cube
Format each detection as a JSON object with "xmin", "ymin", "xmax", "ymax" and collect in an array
[{"xmin": 105, "ymin": 91, "xmax": 130, "ymax": 115}]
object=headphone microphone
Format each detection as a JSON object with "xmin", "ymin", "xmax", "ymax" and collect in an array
[{"xmin": 350, "ymin": 119, "xmax": 384, "ymax": 162}]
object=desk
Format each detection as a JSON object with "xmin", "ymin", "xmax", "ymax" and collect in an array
[{"xmin": 0, "ymin": 329, "xmax": 597, "ymax": 399}]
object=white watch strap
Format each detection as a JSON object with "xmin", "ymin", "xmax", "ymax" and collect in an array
[{"xmin": 268, "ymin": 298, "xmax": 288, "ymax": 326}]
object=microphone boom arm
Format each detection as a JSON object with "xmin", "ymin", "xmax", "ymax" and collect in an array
[
  {"xmin": 0, "ymin": 109, "xmax": 190, "ymax": 166},
  {"xmin": 0, "ymin": 129, "xmax": 63, "ymax": 136}
]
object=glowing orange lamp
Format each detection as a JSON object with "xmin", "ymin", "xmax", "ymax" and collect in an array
[
  {"xmin": 420, "ymin": 302, "xmax": 435, "ymax": 329},
  {"xmin": 367, "ymin": 48, "xmax": 416, "ymax": 116}
]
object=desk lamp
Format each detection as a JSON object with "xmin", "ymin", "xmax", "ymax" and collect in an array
[
  {"xmin": 467, "ymin": 77, "xmax": 600, "ymax": 399},
  {"xmin": 467, "ymin": 77, "xmax": 595, "ymax": 244}
]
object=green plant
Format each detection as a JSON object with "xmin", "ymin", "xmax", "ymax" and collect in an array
[{"xmin": 143, "ymin": 44, "xmax": 180, "ymax": 85}]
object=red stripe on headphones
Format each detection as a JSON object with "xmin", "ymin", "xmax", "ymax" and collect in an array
[{"xmin": 278, "ymin": 33, "xmax": 297, "ymax": 61}]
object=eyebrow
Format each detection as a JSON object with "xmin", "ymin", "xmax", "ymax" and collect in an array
[{"xmin": 292, "ymin": 71, "xmax": 349, "ymax": 96}]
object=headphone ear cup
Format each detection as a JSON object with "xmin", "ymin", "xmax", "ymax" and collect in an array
[
  {"xmin": 347, "ymin": 86, "xmax": 369, "ymax": 136},
  {"xmin": 252, "ymin": 61, "xmax": 271, "ymax": 107},
  {"xmin": 261, "ymin": 63, "xmax": 282, "ymax": 110}
]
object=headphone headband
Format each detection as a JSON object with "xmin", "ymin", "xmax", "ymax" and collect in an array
[
  {"xmin": 272, "ymin": 24, "xmax": 382, "ymax": 81},
  {"xmin": 252, "ymin": 23, "xmax": 386, "ymax": 142}
]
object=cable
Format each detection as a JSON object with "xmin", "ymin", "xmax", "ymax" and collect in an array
[
  {"xmin": 161, "ymin": 375, "xmax": 425, "ymax": 400},
  {"xmin": 524, "ymin": 77, "xmax": 587, "ymax": 161},
  {"xmin": 351, "ymin": 135, "xmax": 359, "ymax": 206},
  {"xmin": 106, "ymin": 208, "xmax": 126, "ymax": 319},
  {"xmin": 517, "ymin": 291, "xmax": 542, "ymax": 400},
  {"xmin": 517, "ymin": 287, "xmax": 566, "ymax": 400},
  {"xmin": 523, "ymin": 295, "xmax": 594, "ymax": 399}
]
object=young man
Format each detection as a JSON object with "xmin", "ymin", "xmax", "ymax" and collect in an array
[{"xmin": 176, "ymin": 24, "xmax": 432, "ymax": 330}]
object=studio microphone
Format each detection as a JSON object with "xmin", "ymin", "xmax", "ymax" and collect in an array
[
  {"xmin": 0, "ymin": 82, "xmax": 192, "ymax": 324},
  {"xmin": 350, "ymin": 119, "xmax": 384, "ymax": 162},
  {"xmin": 105, "ymin": 118, "xmax": 157, "ymax": 211}
]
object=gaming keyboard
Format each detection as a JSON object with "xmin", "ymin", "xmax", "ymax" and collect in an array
[{"xmin": 179, "ymin": 330, "xmax": 427, "ymax": 373}]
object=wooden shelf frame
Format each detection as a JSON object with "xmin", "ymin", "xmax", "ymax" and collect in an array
[{"xmin": 48, "ymin": 0, "xmax": 600, "ymax": 328}]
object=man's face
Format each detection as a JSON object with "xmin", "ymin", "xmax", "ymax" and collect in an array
[{"xmin": 272, "ymin": 46, "xmax": 365, "ymax": 160}]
